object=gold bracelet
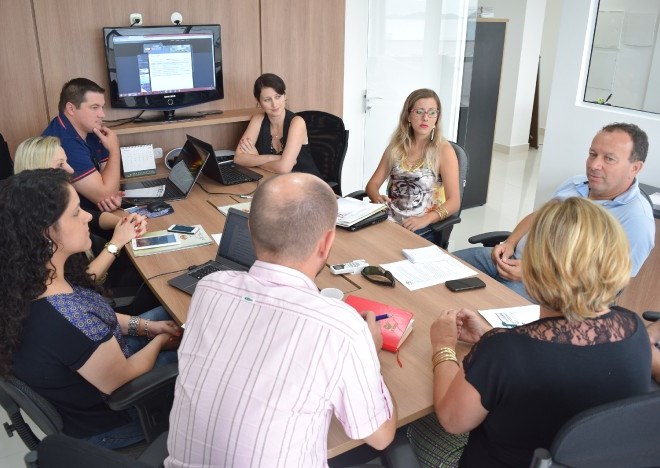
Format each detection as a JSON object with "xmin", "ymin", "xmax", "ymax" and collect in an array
[
  {"xmin": 434, "ymin": 205, "xmax": 449, "ymax": 221},
  {"xmin": 432, "ymin": 347, "xmax": 458, "ymax": 370},
  {"xmin": 433, "ymin": 357, "xmax": 459, "ymax": 371}
]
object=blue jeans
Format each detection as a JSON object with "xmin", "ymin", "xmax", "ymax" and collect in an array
[
  {"xmin": 124, "ymin": 306, "xmax": 178, "ymax": 366},
  {"xmin": 84, "ymin": 408, "xmax": 144, "ymax": 449},
  {"xmin": 452, "ymin": 247, "xmax": 533, "ymax": 302}
]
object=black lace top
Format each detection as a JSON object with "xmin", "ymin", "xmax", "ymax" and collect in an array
[{"xmin": 459, "ymin": 306, "xmax": 652, "ymax": 468}]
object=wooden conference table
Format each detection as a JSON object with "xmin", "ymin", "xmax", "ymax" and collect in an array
[{"xmin": 123, "ymin": 168, "xmax": 530, "ymax": 458}]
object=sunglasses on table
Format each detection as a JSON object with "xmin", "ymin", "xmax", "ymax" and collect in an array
[{"xmin": 361, "ymin": 266, "xmax": 395, "ymax": 287}]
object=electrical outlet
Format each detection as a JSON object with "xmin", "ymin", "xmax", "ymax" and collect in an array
[
  {"xmin": 171, "ymin": 12, "xmax": 183, "ymax": 25},
  {"xmin": 129, "ymin": 13, "xmax": 143, "ymax": 26}
]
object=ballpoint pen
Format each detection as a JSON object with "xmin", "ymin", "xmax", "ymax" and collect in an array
[{"xmin": 376, "ymin": 314, "xmax": 392, "ymax": 321}]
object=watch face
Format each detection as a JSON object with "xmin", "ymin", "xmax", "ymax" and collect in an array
[{"xmin": 106, "ymin": 243, "xmax": 119, "ymax": 255}]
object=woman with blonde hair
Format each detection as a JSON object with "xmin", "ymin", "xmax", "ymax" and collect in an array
[
  {"xmin": 365, "ymin": 88, "xmax": 459, "ymax": 244},
  {"xmin": 409, "ymin": 197, "xmax": 658, "ymax": 467}
]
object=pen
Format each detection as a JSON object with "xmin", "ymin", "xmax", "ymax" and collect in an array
[{"xmin": 376, "ymin": 314, "xmax": 392, "ymax": 321}]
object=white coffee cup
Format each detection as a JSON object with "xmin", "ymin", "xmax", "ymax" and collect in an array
[{"xmin": 320, "ymin": 288, "xmax": 344, "ymax": 300}]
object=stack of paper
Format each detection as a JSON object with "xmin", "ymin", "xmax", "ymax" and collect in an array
[
  {"xmin": 336, "ymin": 197, "xmax": 386, "ymax": 228},
  {"xmin": 402, "ymin": 245, "xmax": 445, "ymax": 263}
]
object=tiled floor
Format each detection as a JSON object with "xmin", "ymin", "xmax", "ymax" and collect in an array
[{"xmin": 0, "ymin": 146, "xmax": 541, "ymax": 467}]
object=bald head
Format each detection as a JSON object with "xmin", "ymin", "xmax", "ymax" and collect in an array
[{"xmin": 249, "ymin": 173, "xmax": 338, "ymax": 263}]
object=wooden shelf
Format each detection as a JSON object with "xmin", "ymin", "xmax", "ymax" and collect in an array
[{"xmin": 113, "ymin": 108, "xmax": 260, "ymax": 135}]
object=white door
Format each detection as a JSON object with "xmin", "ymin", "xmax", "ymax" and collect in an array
[{"xmin": 362, "ymin": 0, "xmax": 472, "ymax": 190}]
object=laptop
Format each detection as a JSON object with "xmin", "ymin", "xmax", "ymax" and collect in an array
[
  {"xmin": 338, "ymin": 209, "xmax": 389, "ymax": 232},
  {"xmin": 168, "ymin": 208, "xmax": 257, "ymax": 295},
  {"xmin": 188, "ymin": 135, "xmax": 263, "ymax": 185},
  {"xmin": 121, "ymin": 135, "xmax": 210, "ymax": 204}
]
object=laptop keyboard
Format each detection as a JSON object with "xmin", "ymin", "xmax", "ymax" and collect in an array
[
  {"xmin": 190, "ymin": 263, "xmax": 229, "ymax": 279},
  {"xmin": 140, "ymin": 178, "xmax": 180, "ymax": 198},
  {"xmin": 219, "ymin": 165, "xmax": 257, "ymax": 185}
]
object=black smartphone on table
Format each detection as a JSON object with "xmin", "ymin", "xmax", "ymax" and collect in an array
[{"xmin": 445, "ymin": 277, "xmax": 486, "ymax": 292}]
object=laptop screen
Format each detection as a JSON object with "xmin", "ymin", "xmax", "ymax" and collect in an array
[
  {"xmin": 218, "ymin": 208, "xmax": 257, "ymax": 267},
  {"xmin": 169, "ymin": 138, "xmax": 209, "ymax": 193}
]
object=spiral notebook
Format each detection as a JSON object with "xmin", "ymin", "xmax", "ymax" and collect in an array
[{"xmin": 121, "ymin": 144, "xmax": 157, "ymax": 178}]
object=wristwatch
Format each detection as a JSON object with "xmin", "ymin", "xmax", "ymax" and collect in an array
[{"xmin": 104, "ymin": 242, "xmax": 121, "ymax": 257}]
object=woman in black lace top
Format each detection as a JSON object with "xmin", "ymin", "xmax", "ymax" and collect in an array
[{"xmin": 417, "ymin": 197, "xmax": 659, "ymax": 467}]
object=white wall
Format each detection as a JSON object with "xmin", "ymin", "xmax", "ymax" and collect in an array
[
  {"xmin": 538, "ymin": 1, "xmax": 562, "ymax": 132},
  {"xmin": 479, "ymin": 0, "xmax": 546, "ymax": 150},
  {"xmin": 538, "ymin": 0, "xmax": 660, "ymax": 206}
]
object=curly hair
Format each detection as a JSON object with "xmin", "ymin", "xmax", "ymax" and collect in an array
[
  {"xmin": 387, "ymin": 88, "xmax": 443, "ymax": 178},
  {"xmin": 0, "ymin": 169, "xmax": 97, "ymax": 376}
]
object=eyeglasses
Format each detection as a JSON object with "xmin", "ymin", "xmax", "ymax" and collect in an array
[
  {"xmin": 410, "ymin": 108, "xmax": 439, "ymax": 118},
  {"xmin": 361, "ymin": 266, "xmax": 395, "ymax": 287}
]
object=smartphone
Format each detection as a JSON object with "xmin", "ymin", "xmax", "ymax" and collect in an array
[
  {"xmin": 445, "ymin": 277, "xmax": 486, "ymax": 292},
  {"xmin": 167, "ymin": 224, "xmax": 199, "ymax": 235},
  {"xmin": 131, "ymin": 233, "xmax": 180, "ymax": 251}
]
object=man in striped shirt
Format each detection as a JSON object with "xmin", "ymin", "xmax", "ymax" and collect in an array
[{"xmin": 166, "ymin": 173, "xmax": 396, "ymax": 468}]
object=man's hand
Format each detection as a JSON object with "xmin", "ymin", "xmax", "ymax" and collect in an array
[
  {"xmin": 93, "ymin": 126, "xmax": 120, "ymax": 154},
  {"xmin": 456, "ymin": 308, "xmax": 490, "ymax": 344},
  {"xmin": 491, "ymin": 241, "xmax": 515, "ymax": 264},
  {"xmin": 362, "ymin": 310, "xmax": 383, "ymax": 351},
  {"xmin": 495, "ymin": 257, "xmax": 522, "ymax": 281},
  {"xmin": 97, "ymin": 191, "xmax": 124, "ymax": 212}
]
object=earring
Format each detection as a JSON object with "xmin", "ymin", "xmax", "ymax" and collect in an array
[
  {"xmin": 47, "ymin": 238, "xmax": 54, "ymax": 257},
  {"xmin": 431, "ymin": 128, "xmax": 435, "ymax": 141}
]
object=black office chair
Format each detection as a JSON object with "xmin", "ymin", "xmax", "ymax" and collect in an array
[
  {"xmin": 529, "ymin": 390, "xmax": 660, "ymax": 468},
  {"xmin": 0, "ymin": 132, "xmax": 13, "ymax": 180},
  {"xmin": 24, "ymin": 431, "xmax": 168, "ymax": 468},
  {"xmin": 0, "ymin": 363, "xmax": 177, "ymax": 452},
  {"xmin": 347, "ymin": 141, "xmax": 469, "ymax": 250},
  {"xmin": 297, "ymin": 110, "xmax": 349, "ymax": 196}
]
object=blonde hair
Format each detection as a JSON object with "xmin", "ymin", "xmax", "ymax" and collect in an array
[
  {"xmin": 387, "ymin": 88, "xmax": 443, "ymax": 177},
  {"xmin": 523, "ymin": 198, "xmax": 631, "ymax": 321},
  {"xmin": 13, "ymin": 136, "xmax": 62, "ymax": 173}
]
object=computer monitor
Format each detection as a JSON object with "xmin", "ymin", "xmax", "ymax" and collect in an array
[{"xmin": 102, "ymin": 24, "xmax": 223, "ymax": 122}]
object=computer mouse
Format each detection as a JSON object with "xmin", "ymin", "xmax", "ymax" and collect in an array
[{"xmin": 146, "ymin": 201, "xmax": 172, "ymax": 213}]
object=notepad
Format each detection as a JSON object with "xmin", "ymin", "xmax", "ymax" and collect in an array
[
  {"xmin": 402, "ymin": 245, "xmax": 445, "ymax": 263},
  {"xmin": 121, "ymin": 144, "xmax": 157, "ymax": 178},
  {"xmin": 345, "ymin": 295, "xmax": 414, "ymax": 353}
]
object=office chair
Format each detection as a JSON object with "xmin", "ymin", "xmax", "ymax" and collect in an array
[
  {"xmin": 529, "ymin": 390, "xmax": 660, "ymax": 468},
  {"xmin": 24, "ymin": 431, "xmax": 168, "ymax": 468},
  {"xmin": 0, "ymin": 363, "xmax": 178, "ymax": 452},
  {"xmin": 297, "ymin": 110, "xmax": 349, "ymax": 196},
  {"xmin": 347, "ymin": 141, "xmax": 469, "ymax": 250},
  {"xmin": 468, "ymin": 183, "xmax": 656, "ymax": 249},
  {"xmin": 0, "ymin": 132, "xmax": 13, "ymax": 180}
]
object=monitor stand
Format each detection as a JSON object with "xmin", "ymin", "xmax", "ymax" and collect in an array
[{"xmin": 134, "ymin": 110, "xmax": 209, "ymax": 124}]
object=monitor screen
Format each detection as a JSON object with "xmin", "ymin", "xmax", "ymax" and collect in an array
[{"xmin": 103, "ymin": 25, "xmax": 223, "ymax": 121}]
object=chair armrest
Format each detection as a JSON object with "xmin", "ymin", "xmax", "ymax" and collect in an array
[
  {"xmin": 429, "ymin": 214, "xmax": 461, "ymax": 233},
  {"xmin": 107, "ymin": 363, "xmax": 178, "ymax": 410},
  {"xmin": 107, "ymin": 363, "xmax": 178, "ymax": 443},
  {"xmin": 467, "ymin": 231, "xmax": 511, "ymax": 247},
  {"xmin": 345, "ymin": 190, "xmax": 367, "ymax": 200}
]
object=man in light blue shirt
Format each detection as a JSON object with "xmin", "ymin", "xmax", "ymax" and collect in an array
[{"xmin": 454, "ymin": 122, "xmax": 655, "ymax": 300}]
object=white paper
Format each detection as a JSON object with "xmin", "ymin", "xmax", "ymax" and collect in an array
[
  {"xmin": 478, "ymin": 305, "xmax": 540, "ymax": 329},
  {"xmin": 381, "ymin": 258, "xmax": 477, "ymax": 291},
  {"xmin": 212, "ymin": 233, "xmax": 222, "ymax": 245},
  {"xmin": 336, "ymin": 198, "xmax": 386, "ymax": 227},
  {"xmin": 650, "ymin": 192, "xmax": 660, "ymax": 209},
  {"xmin": 402, "ymin": 245, "xmax": 445, "ymax": 263},
  {"xmin": 123, "ymin": 186, "xmax": 165, "ymax": 198}
]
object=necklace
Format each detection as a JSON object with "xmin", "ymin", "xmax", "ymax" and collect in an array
[
  {"xmin": 401, "ymin": 156, "xmax": 425, "ymax": 172},
  {"xmin": 270, "ymin": 134, "xmax": 284, "ymax": 155}
]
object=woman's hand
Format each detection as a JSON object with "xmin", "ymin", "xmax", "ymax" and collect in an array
[
  {"xmin": 456, "ymin": 308, "xmax": 490, "ymax": 344},
  {"xmin": 372, "ymin": 194, "xmax": 391, "ymax": 205},
  {"xmin": 401, "ymin": 214, "xmax": 432, "ymax": 233},
  {"xmin": 147, "ymin": 320, "xmax": 182, "ymax": 340},
  {"xmin": 238, "ymin": 137, "xmax": 258, "ymax": 155},
  {"xmin": 430, "ymin": 309, "xmax": 459, "ymax": 351},
  {"xmin": 110, "ymin": 214, "xmax": 147, "ymax": 248}
]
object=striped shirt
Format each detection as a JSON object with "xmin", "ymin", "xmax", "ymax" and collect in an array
[{"xmin": 166, "ymin": 261, "xmax": 393, "ymax": 468}]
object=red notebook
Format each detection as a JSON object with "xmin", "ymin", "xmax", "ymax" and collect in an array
[{"xmin": 345, "ymin": 295, "xmax": 415, "ymax": 353}]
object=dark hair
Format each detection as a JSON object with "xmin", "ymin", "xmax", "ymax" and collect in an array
[
  {"xmin": 601, "ymin": 122, "xmax": 649, "ymax": 163},
  {"xmin": 0, "ymin": 169, "xmax": 96, "ymax": 376},
  {"xmin": 57, "ymin": 78, "xmax": 105, "ymax": 113},
  {"xmin": 253, "ymin": 73, "xmax": 286, "ymax": 100}
]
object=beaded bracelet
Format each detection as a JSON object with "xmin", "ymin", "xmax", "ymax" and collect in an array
[
  {"xmin": 127, "ymin": 316, "xmax": 140, "ymax": 337},
  {"xmin": 432, "ymin": 347, "xmax": 459, "ymax": 371}
]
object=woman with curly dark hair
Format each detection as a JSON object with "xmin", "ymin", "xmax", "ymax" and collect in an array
[{"xmin": 0, "ymin": 169, "xmax": 181, "ymax": 449}]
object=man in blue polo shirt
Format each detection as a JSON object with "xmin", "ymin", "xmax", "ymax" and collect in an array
[
  {"xmin": 454, "ymin": 122, "xmax": 655, "ymax": 300},
  {"xmin": 43, "ymin": 78, "xmax": 122, "ymax": 211}
]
